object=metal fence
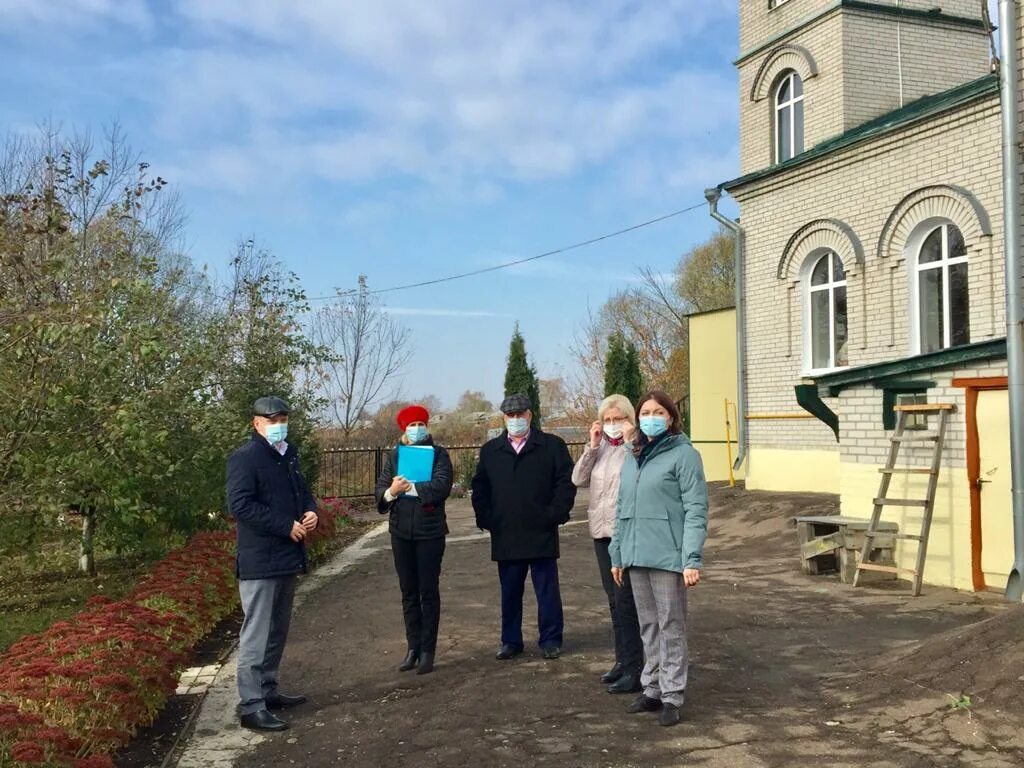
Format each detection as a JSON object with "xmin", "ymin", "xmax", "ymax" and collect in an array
[{"xmin": 318, "ymin": 441, "xmax": 587, "ymax": 499}]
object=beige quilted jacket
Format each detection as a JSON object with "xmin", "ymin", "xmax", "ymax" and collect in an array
[{"xmin": 571, "ymin": 441, "xmax": 628, "ymax": 539}]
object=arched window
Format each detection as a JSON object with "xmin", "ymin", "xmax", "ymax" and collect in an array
[
  {"xmin": 914, "ymin": 223, "xmax": 969, "ymax": 353},
  {"xmin": 775, "ymin": 71, "xmax": 804, "ymax": 163},
  {"xmin": 805, "ymin": 250, "xmax": 847, "ymax": 371}
]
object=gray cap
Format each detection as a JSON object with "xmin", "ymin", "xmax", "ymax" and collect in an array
[
  {"xmin": 253, "ymin": 396, "xmax": 290, "ymax": 417},
  {"xmin": 499, "ymin": 393, "xmax": 532, "ymax": 414}
]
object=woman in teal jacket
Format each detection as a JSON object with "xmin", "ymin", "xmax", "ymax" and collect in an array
[{"xmin": 609, "ymin": 390, "xmax": 708, "ymax": 727}]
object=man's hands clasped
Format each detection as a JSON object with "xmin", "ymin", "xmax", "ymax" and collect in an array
[{"xmin": 289, "ymin": 511, "xmax": 319, "ymax": 542}]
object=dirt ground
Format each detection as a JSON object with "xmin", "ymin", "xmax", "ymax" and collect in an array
[{"xmin": 213, "ymin": 485, "xmax": 1022, "ymax": 768}]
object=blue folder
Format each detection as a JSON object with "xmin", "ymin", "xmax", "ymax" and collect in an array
[{"xmin": 397, "ymin": 444, "xmax": 435, "ymax": 483}]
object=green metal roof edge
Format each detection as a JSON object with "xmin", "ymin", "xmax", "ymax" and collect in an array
[
  {"xmin": 721, "ymin": 74, "xmax": 998, "ymax": 192},
  {"xmin": 735, "ymin": 0, "xmax": 987, "ymax": 66},
  {"xmin": 813, "ymin": 338, "xmax": 1007, "ymax": 395}
]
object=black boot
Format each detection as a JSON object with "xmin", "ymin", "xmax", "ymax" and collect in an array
[
  {"xmin": 417, "ymin": 651, "xmax": 435, "ymax": 675},
  {"xmin": 607, "ymin": 672, "xmax": 642, "ymax": 694},
  {"xmin": 398, "ymin": 649, "xmax": 419, "ymax": 672},
  {"xmin": 600, "ymin": 662, "xmax": 624, "ymax": 684},
  {"xmin": 626, "ymin": 694, "xmax": 662, "ymax": 714}
]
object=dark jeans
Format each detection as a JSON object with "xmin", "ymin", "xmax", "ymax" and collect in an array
[
  {"xmin": 594, "ymin": 538, "xmax": 643, "ymax": 674},
  {"xmin": 497, "ymin": 558, "xmax": 563, "ymax": 650},
  {"xmin": 391, "ymin": 534, "xmax": 446, "ymax": 654}
]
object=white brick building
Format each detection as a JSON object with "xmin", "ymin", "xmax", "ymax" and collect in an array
[{"xmin": 713, "ymin": 0, "xmax": 1017, "ymax": 591}]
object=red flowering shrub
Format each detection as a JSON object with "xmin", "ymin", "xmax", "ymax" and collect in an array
[
  {"xmin": 305, "ymin": 497, "xmax": 353, "ymax": 564},
  {"xmin": 0, "ymin": 531, "xmax": 236, "ymax": 768}
]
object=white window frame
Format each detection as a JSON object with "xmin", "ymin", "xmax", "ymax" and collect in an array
[
  {"xmin": 774, "ymin": 71, "xmax": 804, "ymax": 163},
  {"xmin": 769, "ymin": 0, "xmax": 792, "ymax": 8},
  {"xmin": 800, "ymin": 249, "xmax": 848, "ymax": 375},
  {"xmin": 907, "ymin": 219, "xmax": 970, "ymax": 355}
]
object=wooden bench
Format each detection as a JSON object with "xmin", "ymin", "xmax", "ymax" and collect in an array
[{"xmin": 792, "ymin": 515, "xmax": 898, "ymax": 584}]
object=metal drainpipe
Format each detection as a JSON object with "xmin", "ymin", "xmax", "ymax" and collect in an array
[
  {"xmin": 998, "ymin": 0, "xmax": 1024, "ymax": 602},
  {"xmin": 705, "ymin": 187, "xmax": 747, "ymax": 471}
]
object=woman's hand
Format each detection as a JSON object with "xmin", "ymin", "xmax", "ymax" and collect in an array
[
  {"xmin": 682, "ymin": 568, "xmax": 701, "ymax": 587},
  {"xmin": 589, "ymin": 420, "xmax": 603, "ymax": 448},
  {"xmin": 611, "ymin": 566, "xmax": 624, "ymax": 587},
  {"xmin": 621, "ymin": 421, "xmax": 637, "ymax": 443},
  {"xmin": 388, "ymin": 476, "xmax": 411, "ymax": 496}
]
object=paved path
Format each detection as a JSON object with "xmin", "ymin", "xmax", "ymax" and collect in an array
[{"xmin": 178, "ymin": 486, "xmax": 1021, "ymax": 768}]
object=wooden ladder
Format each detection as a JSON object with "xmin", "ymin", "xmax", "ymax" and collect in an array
[{"xmin": 853, "ymin": 403, "xmax": 955, "ymax": 596}]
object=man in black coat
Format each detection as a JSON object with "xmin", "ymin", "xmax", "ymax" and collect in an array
[
  {"xmin": 471, "ymin": 393, "xmax": 577, "ymax": 660},
  {"xmin": 226, "ymin": 396, "xmax": 318, "ymax": 732}
]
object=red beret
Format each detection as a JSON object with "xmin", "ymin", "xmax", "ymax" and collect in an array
[{"xmin": 396, "ymin": 404, "xmax": 430, "ymax": 430}]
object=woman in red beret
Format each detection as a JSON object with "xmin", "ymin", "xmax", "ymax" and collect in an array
[{"xmin": 373, "ymin": 404, "xmax": 453, "ymax": 674}]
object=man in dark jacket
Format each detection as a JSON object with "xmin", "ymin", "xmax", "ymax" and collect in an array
[
  {"xmin": 471, "ymin": 393, "xmax": 577, "ymax": 660},
  {"xmin": 226, "ymin": 396, "xmax": 318, "ymax": 732}
]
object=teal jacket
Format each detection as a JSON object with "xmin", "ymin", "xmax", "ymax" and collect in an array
[{"xmin": 609, "ymin": 433, "xmax": 709, "ymax": 573}]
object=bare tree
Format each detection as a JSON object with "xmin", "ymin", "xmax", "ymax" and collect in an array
[
  {"xmin": 313, "ymin": 276, "xmax": 411, "ymax": 436},
  {"xmin": 567, "ymin": 303, "xmax": 608, "ymax": 418}
]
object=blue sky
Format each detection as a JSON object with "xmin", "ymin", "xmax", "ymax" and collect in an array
[{"xmin": 1, "ymin": 1, "xmax": 745, "ymax": 409}]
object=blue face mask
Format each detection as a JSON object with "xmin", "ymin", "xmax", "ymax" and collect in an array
[
  {"xmin": 406, "ymin": 425, "xmax": 428, "ymax": 443},
  {"xmin": 638, "ymin": 415, "xmax": 668, "ymax": 438},
  {"xmin": 506, "ymin": 417, "xmax": 529, "ymax": 436},
  {"xmin": 265, "ymin": 423, "xmax": 288, "ymax": 444}
]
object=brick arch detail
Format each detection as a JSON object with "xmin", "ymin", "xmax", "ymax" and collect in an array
[
  {"xmin": 878, "ymin": 185, "xmax": 993, "ymax": 260},
  {"xmin": 750, "ymin": 44, "xmax": 819, "ymax": 103},
  {"xmin": 777, "ymin": 219, "xmax": 865, "ymax": 281}
]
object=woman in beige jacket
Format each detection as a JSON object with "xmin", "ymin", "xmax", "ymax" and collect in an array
[{"xmin": 571, "ymin": 394, "xmax": 643, "ymax": 694}]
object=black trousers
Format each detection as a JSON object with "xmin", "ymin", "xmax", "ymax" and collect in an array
[
  {"xmin": 497, "ymin": 558, "xmax": 563, "ymax": 650},
  {"xmin": 391, "ymin": 534, "xmax": 446, "ymax": 654},
  {"xmin": 594, "ymin": 538, "xmax": 643, "ymax": 674}
]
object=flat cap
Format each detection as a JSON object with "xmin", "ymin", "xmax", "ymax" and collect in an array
[
  {"xmin": 253, "ymin": 395, "xmax": 290, "ymax": 417},
  {"xmin": 499, "ymin": 393, "xmax": 532, "ymax": 414}
]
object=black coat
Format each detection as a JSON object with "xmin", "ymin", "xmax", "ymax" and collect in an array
[
  {"xmin": 471, "ymin": 429, "xmax": 577, "ymax": 561},
  {"xmin": 226, "ymin": 432, "xmax": 317, "ymax": 580},
  {"xmin": 374, "ymin": 438, "xmax": 453, "ymax": 540}
]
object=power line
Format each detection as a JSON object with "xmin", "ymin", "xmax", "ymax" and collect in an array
[{"xmin": 308, "ymin": 201, "xmax": 706, "ymax": 300}]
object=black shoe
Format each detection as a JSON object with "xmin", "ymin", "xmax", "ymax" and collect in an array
[
  {"xmin": 601, "ymin": 662, "xmax": 624, "ymax": 684},
  {"xmin": 240, "ymin": 710, "xmax": 288, "ymax": 732},
  {"xmin": 626, "ymin": 694, "xmax": 662, "ymax": 714},
  {"xmin": 265, "ymin": 693, "xmax": 306, "ymax": 710},
  {"xmin": 659, "ymin": 703, "xmax": 681, "ymax": 726},
  {"xmin": 607, "ymin": 673, "xmax": 642, "ymax": 694},
  {"xmin": 416, "ymin": 652, "xmax": 435, "ymax": 675},
  {"xmin": 541, "ymin": 645, "xmax": 561, "ymax": 660},
  {"xmin": 495, "ymin": 644, "xmax": 523, "ymax": 660},
  {"xmin": 399, "ymin": 650, "xmax": 419, "ymax": 672}
]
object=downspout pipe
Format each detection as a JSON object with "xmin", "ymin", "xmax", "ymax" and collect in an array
[
  {"xmin": 998, "ymin": 0, "xmax": 1024, "ymax": 602},
  {"xmin": 705, "ymin": 187, "xmax": 747, "ymax": 471}
]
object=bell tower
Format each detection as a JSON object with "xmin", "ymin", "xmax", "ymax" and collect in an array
[{"xmin": 736, "ymin": 0, "xmax": 991, "ymax": 175}]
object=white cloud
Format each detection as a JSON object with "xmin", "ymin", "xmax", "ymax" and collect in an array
[
  {"xmin": 0, "ymin": 0, "xmax": 151, "ymax": 28},
  {"xmin": 133, "ymin": 1, "xmax": 738, "ymax": 194}
]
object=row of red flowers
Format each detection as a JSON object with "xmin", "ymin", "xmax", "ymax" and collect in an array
[{"xmin": 0, "ymin": 499, "xmax": 350, "ymax": 768}]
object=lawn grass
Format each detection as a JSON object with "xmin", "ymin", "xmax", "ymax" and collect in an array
[{"xmin": 0, "ymin": 539, "xmax": 157, "ymax": 652}]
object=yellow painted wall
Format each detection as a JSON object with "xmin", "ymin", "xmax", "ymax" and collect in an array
[
  {"xmin": 745, "ymin": 447, "xmax": 841, "ymax": 493},
  {"xmin": 839, "ymin": 462, "xmax": 974, "ymax": 591},
  {"xmin": 688, "ymin": 309, "xmax": 744, "ymax": 484},
  {"xmin": 693, "ymin": 443, "xmax": 741, "ymax": 485}
]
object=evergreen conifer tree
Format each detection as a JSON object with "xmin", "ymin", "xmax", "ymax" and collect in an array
[
  {"xmin": 603, "ymin": 334, "xmax": 627, "ymax": 397},
  {"xmin": 623, "ymin": 341, "xmax": 644, "ymax": 406},
  {"xmin": 503, "ymin": 324, "xmax": 542, "ymax": 426}
]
